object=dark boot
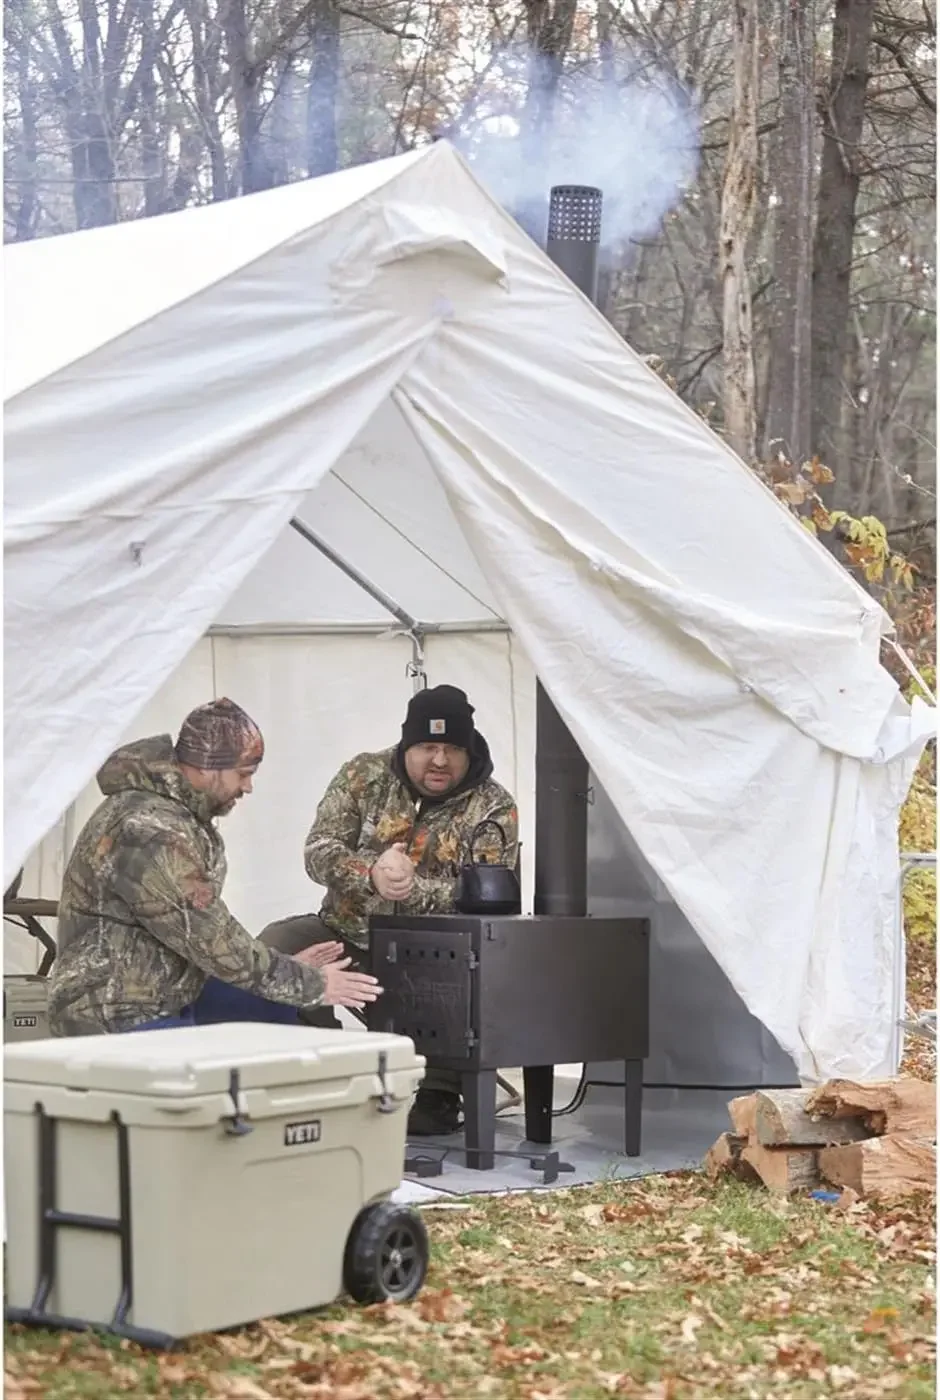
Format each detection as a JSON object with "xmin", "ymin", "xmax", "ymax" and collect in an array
[{"xmin": 407, "ymin": 1088, "xmax": 462, "ymax": 1137}]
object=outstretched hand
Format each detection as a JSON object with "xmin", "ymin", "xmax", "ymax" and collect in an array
[
  {"xmin": 293, "ymin": 940, "xmax": 346, "ymax": 969},
  {"xmin": 319, "ymin": 957, "xmax": 383, "ymax": 1010}
]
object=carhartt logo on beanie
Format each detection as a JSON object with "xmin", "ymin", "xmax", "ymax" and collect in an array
[{"xmin": 401, "ymin": 685, "xmax": 475, "ymax": 752}]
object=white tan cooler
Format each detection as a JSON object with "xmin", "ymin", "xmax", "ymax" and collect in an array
[{"xmin": 4, "ymin": 1023, "xmax": 427, "ymax": 1344}]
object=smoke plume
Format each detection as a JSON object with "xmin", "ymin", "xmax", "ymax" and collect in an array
[{"xmin": 449, "ymin": 46, "xmax": 700, "ymax": 251}]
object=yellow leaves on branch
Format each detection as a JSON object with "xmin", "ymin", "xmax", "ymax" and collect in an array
[
  {"xmin": 826, "ymin": 512, "xmax": 916, "ymax": 588},
  {"xmin": 760, "ymin": 451, "xmax": 916, "ymax": 593}
]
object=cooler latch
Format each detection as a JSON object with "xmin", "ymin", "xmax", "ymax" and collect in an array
[
  {"xmin": 223, "ymin": 1068, "xmax": 253, "ymax": 1137},
  {"xmin": 375, "ymin": 1051, "xmax": 396, "ymax": 1114}
]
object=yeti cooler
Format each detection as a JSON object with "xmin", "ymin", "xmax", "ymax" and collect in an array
[
  {"xmin": 4, "ymin": 975, "xmax": 51, "ymax": 1042},
  {"xmin": 4, "ymin": 1023, "xmax": 425, "ymax": 1343}
]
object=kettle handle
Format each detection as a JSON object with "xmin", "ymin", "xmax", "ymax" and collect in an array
[{"xmin": 467, "ymin": 819, "xmax": 508, "ymax": 865}]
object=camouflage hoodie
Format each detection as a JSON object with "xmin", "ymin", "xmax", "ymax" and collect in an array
[
  {"xmin": 49, "ymin": 736, "xmax": 326, "ymax": 1036},
  {"xmin": 305, "ymin": 734, "xmax": 518, "ymax": 947}
]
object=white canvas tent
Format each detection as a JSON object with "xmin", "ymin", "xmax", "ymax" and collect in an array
[{"xmin": 5, "ymin": 141, "xmax": 933, "ymax": 1084}]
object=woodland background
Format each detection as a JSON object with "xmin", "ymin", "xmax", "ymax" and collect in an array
[{"xmin": 3, "ymin": 0, "xmax": 936, "ymax": 658}]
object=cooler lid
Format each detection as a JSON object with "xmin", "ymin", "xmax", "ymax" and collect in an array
[{"xmin": 3, "ymin": 1023, "xmax": 420, "ymax": 1097}]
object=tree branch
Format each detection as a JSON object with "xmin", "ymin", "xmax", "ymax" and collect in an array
[{"xmin": 871, "ymin": 30, "xmax": 936, "ymax": 113}]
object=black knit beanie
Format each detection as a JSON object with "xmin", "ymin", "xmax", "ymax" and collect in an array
[{"xmin": 401, "ymin": 685, "xmax": 475, "ymax": 752}]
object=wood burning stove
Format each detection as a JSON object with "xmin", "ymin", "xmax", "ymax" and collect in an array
[{"xmin": 368, "ymin": 914, "xmax": 649, "ymax": 1169}]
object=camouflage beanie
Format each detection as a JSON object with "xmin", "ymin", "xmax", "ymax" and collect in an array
[{"xmin": 175, "ymin": 698, "xmax": 264, "ymax": 772}]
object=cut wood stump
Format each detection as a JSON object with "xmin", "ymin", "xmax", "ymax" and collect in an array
[
  {"xmin": 820, "ymin": 1134, "xmax": 936, "ymax": 1199},
  {"xmin": 806, "ymin": 1078, "xmax": 936, "ymax": 1140},
  {"xmin": 728, "ymin": 1093, "xmax": 758, "ymax": 1139},
  {"xmin": 741, "ymin": 1140, "xmax": 820, "ymax": 1194},
  {"xmin": 753, "ymin": 1089, "xmax": 868, "ymax": 1148},
  {"xmin": 704, "ymin": 1132, "xmax": 761, "ymax": 1183}
]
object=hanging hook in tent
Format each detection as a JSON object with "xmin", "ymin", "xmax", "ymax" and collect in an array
[{"xmin": 405, "ymin": 631, "xmax": 428, "ymax": 694}]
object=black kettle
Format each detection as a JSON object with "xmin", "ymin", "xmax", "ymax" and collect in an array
[{"xmin": 455, "ymin": 820, "xmax": 521, "ymax": 916}]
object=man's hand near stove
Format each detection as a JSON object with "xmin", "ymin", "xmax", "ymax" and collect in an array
[{"xmin": 370, "ymin": 843, "xmax": 414, "ymax": 902}]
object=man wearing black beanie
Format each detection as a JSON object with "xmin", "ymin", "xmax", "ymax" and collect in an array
[{"xmin": 261, "ymin": 684, "xmax": 519, "ymax": 1137}]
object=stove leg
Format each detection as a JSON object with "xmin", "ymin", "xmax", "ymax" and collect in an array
[
  {"xmin": 624, "ymin": 1059, "xmax": 643, "ymax": 1157},
  {"xmin": 522, "ymin": 1066, "xmax": 554, "ymax": 1144},
  {"xmin": 462, "ymin": 1070, "xmax": 497, "ymax": 1171}
]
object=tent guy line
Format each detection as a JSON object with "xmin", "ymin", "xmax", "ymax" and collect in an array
[{"xmin": 330, "ymin": 468, "xmax": 503, "ymax": 620}]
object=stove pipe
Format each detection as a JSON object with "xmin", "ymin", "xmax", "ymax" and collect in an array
[{"xmin": 534, "ymin": 185, "xmax": 603, "ymax": 919}]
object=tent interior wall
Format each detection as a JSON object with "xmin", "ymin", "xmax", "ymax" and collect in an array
[{"xmin": 12, "ymin": 629, "xmax": 795, "ymax": 1094}]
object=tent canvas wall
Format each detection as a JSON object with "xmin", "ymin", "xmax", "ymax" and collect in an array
[{"xmin": 5, "ymin": 141, "xmax": 933, "ymax": 1082}]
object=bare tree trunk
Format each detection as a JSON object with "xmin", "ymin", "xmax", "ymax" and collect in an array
[
  {"xmin": 77, "ymin": 0, "xmax": 119, "ymax": 226},
  {"xmin": 517, "ymin": 0, "xmax": 579, "ymax": 236},
  {"xmin": 11, "ymin": 19, "xmax": 40, "ymax": 241},
  {"xmin": 720, "ymin": 0, "xmax": 759, "ymax": 461},
  {"xmin": 597, "ymin": 0, "xmax": 616, "ymax": 85},
  {"xmin": 765, "ymin": 0, "xmax": 815, "ymax": 465},
  {"xmin": 307, "ymin": 0, "xmax": 339, "ymax": 177},
  {"xmin": 139, "ymin": 0, "xmax": 164, "ymax": 216},
  {"xmin": 811, "ymin": 0, "xmax": 876, "ymax": 478},
  {"xmin": 223, "ymin": 0, "xmax": 270, "ymax": 194},
  {"xmin": 185, "ymin": 0, "xmax": 229, "ymax": 202},
  {"xmin": 267, "ymin": 57, "xmax": 293, "ymax": 188}
]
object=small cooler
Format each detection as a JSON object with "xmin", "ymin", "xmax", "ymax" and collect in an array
[{"xmin": 4, "ymin": 1023, "xmax": 426, "ymax": 1344}]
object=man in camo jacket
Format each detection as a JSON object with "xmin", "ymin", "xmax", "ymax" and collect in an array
[
  {"xmin": 260, "ymin": 684, "xmax": 518, "ymax": 1135},
  {"xmin": 48, "ymin": 698, "xmax": 380, "ymax": 1036}
]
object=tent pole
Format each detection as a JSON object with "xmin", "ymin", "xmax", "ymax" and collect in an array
[
  {"xmin": 289, "ymin": 515, "xmax": 427, "ymax": 689},
  {"xmin": 534, "ymin": 186, "xmax": 603, "ymax": 918}
]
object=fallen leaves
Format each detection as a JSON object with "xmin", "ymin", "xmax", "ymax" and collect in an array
[
  {"xmin": 4, "ymin": 1169, "xmax": 936, "ymax": 1400},
  {"xmin": 679, "ymin": 1313, "xmax": 703, "ymax": 1345},
  {"xmin": 415, "ymin": 1288, "xmax": 471, "ymax": 1323}
]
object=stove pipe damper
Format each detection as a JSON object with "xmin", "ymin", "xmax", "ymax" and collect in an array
[{"xmin": 534, "ymin": 185, "xmax": 603, "ymax": 919}]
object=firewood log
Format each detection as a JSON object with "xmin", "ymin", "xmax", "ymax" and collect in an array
[
  {"xmin": 820, "ymin": 1134, "xmax": 936, "ymax": 1199},
  {"xmin": 806, "ymin": 1078, "xmax": 936, "ymax": 1140},
  {"xmin": 728, "ymin": 1093, "xmax": 758, "ymax": 1138},
  {"xmin": 741, "ymin": 1140, "xmax": 820, "ymax": 1193},
  {"xmin": 704, "ymin": 1132, "xmax": 761, "ymax": 1183},
  {"xmin": 753, "ymin": 1089, "xmax": 868, "ymax": 1148}
]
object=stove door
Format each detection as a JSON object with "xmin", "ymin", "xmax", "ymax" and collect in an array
[{"xmin": 368, "ymin": 925, "xmax": 475, "ymax": 1061}]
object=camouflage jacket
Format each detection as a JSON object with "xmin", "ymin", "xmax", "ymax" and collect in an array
[
  {"xmin": 305, "ymin": 739, "xmax": 518, "ymax": 947},
  {"xmin": 49, "ymin": 736, "xmax": 326, "ymax": 1036}
]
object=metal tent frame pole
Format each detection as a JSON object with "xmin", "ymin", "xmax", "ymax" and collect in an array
[{"xmin": 289, "ymin": 516, "xmax": 429, "ymax": 692}]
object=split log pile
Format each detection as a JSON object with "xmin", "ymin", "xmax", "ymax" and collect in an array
[{"xmin": 705, "ymin": 1079, "xmax": 936, "ymax": 1198}]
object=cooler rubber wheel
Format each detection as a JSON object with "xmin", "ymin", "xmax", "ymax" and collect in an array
[{"xmin": 343, "ymin": 1202, "xmax": 429, "ymax": 1304}]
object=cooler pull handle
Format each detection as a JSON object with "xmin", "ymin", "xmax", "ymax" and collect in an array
[
  {"xmin": 375, "ymin": 1052, "xmax": 396, "ymax": 1114},
  {"xmin": 224, "ymin": 1068, "xmax": 253, "ymax": 1137}
]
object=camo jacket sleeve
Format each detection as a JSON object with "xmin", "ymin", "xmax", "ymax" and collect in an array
[
  {"xmin": 116, "ymin": 825, "xmax": 326, "ymax": 1008},
  {"xmin": 304, "ymin": 761, "xmax": 378, "ymax": 905},
  {"xmin": 400, "ymin": 789, "xmax": 520, "ymax": 915}
]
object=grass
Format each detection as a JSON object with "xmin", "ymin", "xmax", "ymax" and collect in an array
[
  {"xmin": 5, "ymin": 1176, "xmax": 935, "ymax": 1399},
  {"xmin": 7, "ymin": 809, "xmax": 935, "ymax": 1400}
]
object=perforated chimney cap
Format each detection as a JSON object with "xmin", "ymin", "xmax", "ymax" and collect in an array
[{"xmin": 547, "ymin": 185, "xmax": 603, "ymax": 244}]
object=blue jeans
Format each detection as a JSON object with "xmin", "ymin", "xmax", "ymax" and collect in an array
[{"xmin": 128, "ymin": 977, "xmax": 302, "ymax": 1032}]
